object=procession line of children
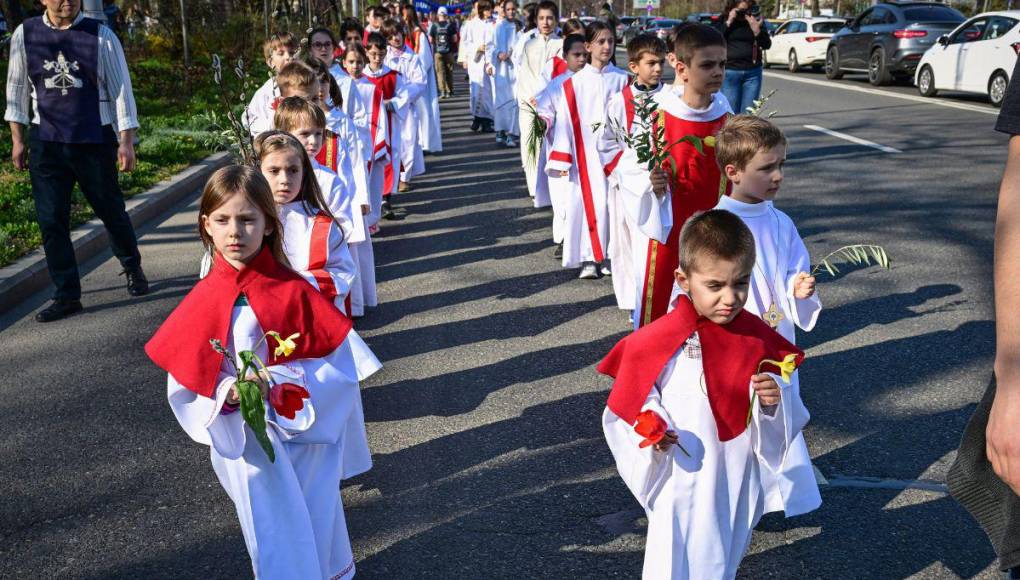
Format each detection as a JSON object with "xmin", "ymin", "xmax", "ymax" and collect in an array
[
  {"xmin": 513, "ymin": 12, "xmax": 826, "ymax": 578},
  {"xmin": 146, "ymin": 16, "xmax": 449, "ymax": 577}
]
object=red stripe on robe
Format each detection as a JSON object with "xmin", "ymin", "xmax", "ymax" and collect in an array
[
  {"xmin": 308, "ymin": 212, "xmax": 339, "ymax": 301},
  {"xmin": 563, "ymin": 78, "xmax": 605, "ymax": 263},
  {"xmin": 364, "ymin": 70, "xmax": 400, "ymax": 196}
]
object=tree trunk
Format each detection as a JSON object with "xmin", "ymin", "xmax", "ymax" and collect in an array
[{"xmin": 811, "ymin": 0, "xmax": 820, "ymax": 16}]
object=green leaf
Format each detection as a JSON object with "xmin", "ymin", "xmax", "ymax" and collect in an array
[{"xmin": 238, "ymin": 380, "xmax": 275, "ymax": 462}]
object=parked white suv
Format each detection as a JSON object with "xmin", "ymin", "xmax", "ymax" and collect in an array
[
  {"xmin": 915, "ymin": 10, "xmax": 1020, "ymax": 106},
  {"xmin": 764, "ymin": 18, "xmax": 846, "ymax": 72}
]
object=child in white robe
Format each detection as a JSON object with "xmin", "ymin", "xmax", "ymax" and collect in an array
[
  {"xmin": 463, "ymin": 1, "xmax": 497, "ymax": 132},
  {"xmin": 534, "ymin": 33, "xmax": 585, "ymax": 263},
  {"xmin": 515, "ymin": 3, "xmax": 562, "ymax": 198},
  {"xmin": 710, "ymin": 115, "xmax": 822, "ymax": 517},
  {"xmin": 488, "ymin": 0, "xmax": 522, "ymax": 147},
  {"xmin": 404, "ymin": 14, "xmax": 444, "ymax": 153},
  {"xmin": 383, "ymin": 19, "xmax": 427, "ymax": 190},
  {"xmin": 545, "ymin": 22, "xmax": 628, "ymax": 280},
  {"xmin": 364, "ymin": 33, "xmax": 412, "ymax": 219},
  {"xmin": 600, "ymin": 209, "xmax": 808, "ymax": 580},
  {"xmin": 245, "ymin": 32, "xmax": 299, "ymax": 137},
  {"xmin": 147, "ymin": 165, "xmax": 379, "ymax": 580},
  {"xmin": 598, "ymin": 34, "xmax": 668, "ymax": 313}
]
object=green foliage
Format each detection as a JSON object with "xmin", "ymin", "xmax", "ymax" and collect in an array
[{"xmin": 811, "ymin": 244, "xmax": 892, "ymax": 277}]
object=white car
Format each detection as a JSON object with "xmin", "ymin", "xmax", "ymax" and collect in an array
[
  {"xmin": 915, "ymin": 10, "xmax": 1020, "ymax": 107},
  {"xmin": 764, "ymin": 18, "xmax": 846, "ymax": 72}
]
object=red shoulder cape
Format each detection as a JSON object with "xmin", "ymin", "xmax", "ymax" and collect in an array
[
  {"xmin": 145, "ymin": 247, "xmax": 353, "ymax": 398},
  {"xmin": 598, "ymin": 297, "xmax": 803, "ymax": 441}
]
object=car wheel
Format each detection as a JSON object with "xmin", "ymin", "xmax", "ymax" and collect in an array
[
  {"xmin": 788, "ymin": 49, "xmax": 799, "ymax": 72},
  {"xmin": 825, "ymin": 46, "xmax": 844, "ymax": 80},
  {"xmin": 869, "ymin": 49, "xmax": 892, "ymax": 86},
  {"xmin": 917, "ymin": 65, "xmax": 937, "ymax": 97},
  {"xmin": 990, "ymin": 70, "xmax": 1009, "ymax": 107}
]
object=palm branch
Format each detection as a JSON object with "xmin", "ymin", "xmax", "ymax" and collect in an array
[
  {"xmin": 810, "ymin": 244, "xmax": 891, "ymax": 277},
  {"xmin": 523, "ymin": 102, "xmax": 547, "ymax": 168}
]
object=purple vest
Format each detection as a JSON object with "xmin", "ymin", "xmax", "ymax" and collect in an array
[{"xmin": 23, "ymin": 16, "xmax": 106, "ymax": 144}]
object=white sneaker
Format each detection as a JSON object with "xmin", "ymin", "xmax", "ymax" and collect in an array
[
  {"xmin": 578, "ymin": 263, "xmax": 599, "ymax": 279},
  {"xmin": 599, "ymin": 261, "xmax": 612, "ymax": 276}
]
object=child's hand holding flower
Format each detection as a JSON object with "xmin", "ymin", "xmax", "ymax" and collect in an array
[
  {"xmin": 751, "ymin": 374, "xmax": 781, "ymax": 407},
  {"xmin": 793, "ymin": 272, "xmax": 816, "ymax": 299},
  {"xmin": 655, "ymin": 430, "xmax": 679, "ymax": 452}
]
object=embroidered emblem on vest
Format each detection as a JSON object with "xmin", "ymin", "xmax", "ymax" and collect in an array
[{"xmin": 43, "ymin": 51, "xmax": 83, "ymax": 95}]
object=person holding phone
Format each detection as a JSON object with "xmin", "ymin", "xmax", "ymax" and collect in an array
[{"xmin": 715, "ymin": 0, "xmax": 771, "ymax": 114}]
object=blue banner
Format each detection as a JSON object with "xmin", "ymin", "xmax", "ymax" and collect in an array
[{"xmin": 414, "ymin": 0, "xmax": 475, "ymax": 15}]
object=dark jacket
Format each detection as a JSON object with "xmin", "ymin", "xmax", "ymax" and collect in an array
[{"xmin": 715, "ymin": 17, "xmax": 771, "ymax": 70}]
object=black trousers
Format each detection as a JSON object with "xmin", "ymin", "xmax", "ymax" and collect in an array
[{"xmin": 28, "ymin": 126, "xmax": 141, "ymax": 301}]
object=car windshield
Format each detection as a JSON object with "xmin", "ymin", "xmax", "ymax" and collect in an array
[
  {"xmin": 902, "ymin": 5, "xmax": 964, "ymax": 22},
  {"xmin": 812, "ymin": 21, "xmax": 844, "ymax": 33},
  {"xmin": 652, "ymin": 20, "xmax": 680, "ymax": 28}
]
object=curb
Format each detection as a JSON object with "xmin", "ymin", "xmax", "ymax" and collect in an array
[{"xmin": 0, "ymin": 151, "xmax": 233, "ymax": 314}]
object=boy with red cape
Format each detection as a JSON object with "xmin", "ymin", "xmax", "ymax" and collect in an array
[{"xmin": 599, "ymin": 210, "xmax": 810, "ymax": 579}]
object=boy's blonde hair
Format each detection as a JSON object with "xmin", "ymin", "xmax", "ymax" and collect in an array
[
  {"xmin": 263, "ymin": 31, "xmax": 300, "ymax": 62},
  {"xmin": 678, "ymin": 209, "xmax": 756, "ymax": 275},
  {"xmin": 715, "ymin": 114, "xmax": 788, "ymax": 172},
  {"xmin": 276, "ymin": 61, "xmax": 319, "ymax": 96},
  {"xmin": 273, "ymin": 96, "xmax": 327, "ymax": 133}
]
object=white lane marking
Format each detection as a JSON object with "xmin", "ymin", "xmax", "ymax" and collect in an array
[
  {"xmin": 765, "ymin": 70, "xmax": 998, "ymax": 116},
  {"xmin": 804, "ymin": 124, "xmax": 903, "ymax": 153}
]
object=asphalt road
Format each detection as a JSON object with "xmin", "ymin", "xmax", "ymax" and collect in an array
[{"xmin": 0, "ymin": 69, "xmax": 1005, "ymax": 579}]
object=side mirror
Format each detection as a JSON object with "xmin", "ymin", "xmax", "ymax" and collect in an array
[{"xmin": 938, "ymin": 34, "xmax": 949, "ymax": 46}]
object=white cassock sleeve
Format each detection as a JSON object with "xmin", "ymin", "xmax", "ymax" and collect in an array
[
  {"xmin": 416, "ymin": 30, "xmax": 435, "ymax": 74},
  {"xmin": 344, "ymin": 80, "xmax": 372, "ymax": 164},
  {"xmin": 333, "ymin": 114, "xmax": 371, "ymax": 212},
  {"xmin": 297, "ymin": 221, "xmax": 357, "ymax": 305},
  {"xmin": 613, "ymin": 145, "xmax": 672, "ymax": 243},
  {"xmin": 389, "ymin": 73, "xmax": 412, "ymax": 120},
  {"xmin": 783, "ymin": 225, "xmax": 822, "ymax": 332},
  {"xmin": 244, "ymin": 78, "xmax": 276, "ymax": 137},
  {"xmin": 402, "ymin": 54, "xmax": 427, "ymax": 104},
  {"xmin": 544, "ymin": 92, "xmax": 574, "ymax": 176},
  {"xmin": 603, "ymin": 380, "xmax": 675, "ymax": 512},
  {"xmin": 748, "ymin": 372, "xmax": 810, "ymax": 474}
]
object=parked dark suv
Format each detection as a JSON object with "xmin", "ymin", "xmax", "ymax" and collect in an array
[{"xmin": 825, "ymin": 2, "xmax": 965, "ymax": 85}]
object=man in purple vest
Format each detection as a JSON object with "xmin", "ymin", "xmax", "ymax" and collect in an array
[{"xmin": 5, "ymin": 0, "xmax": 146, "ymax": 322}]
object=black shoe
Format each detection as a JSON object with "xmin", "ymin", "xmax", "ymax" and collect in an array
[
  {"xmin": 553, "ymin": 243, "xmax": 563, "ymax": 259},
  {"xmin": 481, "ymin": 120, "xmax": 495, "ymax": 133},
  {"xmin": 35, "ymin": 299, "xmax": 83, "ymax": 323},
  {"xmin": 382, "ymin": 199, "xmax": 396, "ymax": 220},
  {"xmin": 470, "ymin": 117, "xmax": 481, "ymax": 132},
  {"xmin": 122, "ymin": 266, "xmax": 150, "ymax": 296}
]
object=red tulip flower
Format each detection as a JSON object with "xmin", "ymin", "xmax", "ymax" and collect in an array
[
  {"xmin": 270, "ymin": 383, "xmax": 310, "ymax": 420},
  {"xmin": 634, "ymin": 410, "xmax": 668, "ymax": 448}
]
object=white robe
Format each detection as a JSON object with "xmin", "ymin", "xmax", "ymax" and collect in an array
[
  {"xmin": 599, "ymin": 83, "xmax": 665, "ymax": 312},
  {"xmin": 244, "ymin": 77, "xmax": 278, "ymax": 137},
  {"xmin": 410, "ymin": 28, "xmax": 444, "ymax": 152},
  {"xmin": 385, "ymin": 46, "xmax": 427, "ymax": 180},
  {"xmin": 167, "ymin": 304, "xmax": 379, "ymax": 579},
  {"xmin": 330, "ymin": 65, "xmax": 373, "ymax": 165},
  {"xmin": 714, "ymin": 195, "xmax": 823, "ymax": 517},
  {"xmin": 603, "ymin": 332, "xmax": 807, "ymax": 580},
  {"xmin": 545, "ymin": 63, "xmax": 629, "ymax": 267},
  {"xmin": 489, "ymin": 19, "xmax": 521, "ymax": 135},
  {"xmin": 463, "ymin": 16, "xmax": 495, "ymax": 119},
  {"xmin": 363, "ymin": 65, "xmax": 410, "ymax": 200},
  {"xmin": 517, "ymin": 34, "xmax": 561, "ymax": 198},
  {"xmin": 535, "ymin": 71, "xmax": 576, "ymax": 253}
]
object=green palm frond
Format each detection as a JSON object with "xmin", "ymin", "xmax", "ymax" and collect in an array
[
  {"xmin": 523, "ymin": 102, "xmax": 547, "ymax": 168},
  {"xmin": 810, "ymin": 244, "xmax": 892, "ymax": 277},
  {"xmin": 746, "ymin": 89, "xmax": 778, "ymax": 117}
]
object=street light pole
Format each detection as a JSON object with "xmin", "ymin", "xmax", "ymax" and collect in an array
[{"xmin": 179, "ymin": 0, "xmax": 190, "ymax": 68}]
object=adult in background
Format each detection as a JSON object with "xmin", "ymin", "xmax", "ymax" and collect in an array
[
  {"xmin": 5, "ymin": 0, "xmax": 146, "ymax": 323},
  {"xmin": 949, "ymin": 58, "xmax": 1020, "ymax": 579},
  {"xmin": 429, "ymin": 6, "xmax": 458, "ymax": 98},
  {"xmin": 714, "ymin": 0, "xmax": 770, "ymax": 114}
]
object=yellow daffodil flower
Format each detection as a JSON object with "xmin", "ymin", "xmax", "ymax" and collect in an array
[
  {"xmin": 758, "ymin": 353, "xmax": 800, "ymax": 384},
  {"xmin": 703, "ymin": 136, "xmax": 716, "ymax": 148},
  {"xmin": 268, "ymin": 332, "xmax": 300, "ymax": 357}
]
